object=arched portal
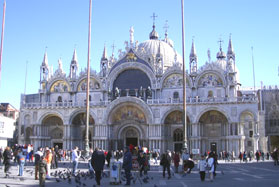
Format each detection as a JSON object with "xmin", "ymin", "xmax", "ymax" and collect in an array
[
  {"xmin": 199, "ymin": 110, "xmax": 228, "ymax": 154},
  {"xmin": 164, "ymin": 110, "xmax": 190, "ymax": 152},
  {"xmin": 108, "ymin": 104, "xmax": 147, "ymax": 150},
  {"xmin": 71, "ymin": 113, "xmax": 94, "ymax": 149},
  {"xmin": 42, "ymin": 115, "xmax": 64, "ymax": 148}
]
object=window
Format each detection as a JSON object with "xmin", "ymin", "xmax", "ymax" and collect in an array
[
  {"xmin": 249, "ymin": 121, "xmax": 253, "ymax": 129},
  {"xmin": 247, "ymin": 141, "xmax": 252, "ymax": 147},
  {"xmin": 173, "ymin": 129, "xmax": 183, "ymax": 142},
  {"xmin": 249, "ymin": 130, "xmax": 253, "ymax": 138},
  {"xmin": 208, "ymin": 90, "xmax": 213, "ymax": 98},
  {"xmin": 89, "ymin": 95, "xmax": 92, "ymax": 101},
  {"xmin": 57, "ymin": 96, "xmax": 62, "ymax": 102},
  {"xmin": 173, "ymin": 92, "xmax": 179, "ymax": 99}
]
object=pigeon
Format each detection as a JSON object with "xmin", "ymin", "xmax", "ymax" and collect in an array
[
  {"xmin": 154, "ymin": 185, "xmax": 158, "ymax": 187},
  {"xmin": 19, "ymin": 178, "xmax": 25, "ymax": 181},
  {"xmin": 68, "ymin": 178, "xmax": 72, "ymax": 184},
  {"xmin": 82, "ymin": 183, "xmax": 86, "ymax": 186},
  {"xmin": 56, "ymin": 178, "xmax": 60, "ymax": 183}
]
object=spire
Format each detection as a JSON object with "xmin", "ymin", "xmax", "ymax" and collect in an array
[
  {"xmin": 72, "ymin": 48, "xmax": 78, "ymax": 63},
  {"xmin": 102, "ymin": 44, "xmax": 107, "ymax": 60},
  {"xmin": 227, "ymin": 34, "xmax": 235, "ymax": 55},
  {"xmin": 190, "ymin": 38, "xmax": 197, "ymax": 58},
  {"xmin": 58, "ymin": 58, "xmax": 63, "ymax": 71},
  {"xmin": 129, "ymin": 26, "xmax": 134, "ymax": 46},
  {"xmin": 42, "ymin": 51, "xmax": 48, "ymax": 67},
  {"xmin": 163, "ymin": 20, "xmax": 169, "ymax": 40}
]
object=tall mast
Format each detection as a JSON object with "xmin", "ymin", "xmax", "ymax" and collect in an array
[
  {"xmin": 85, "ymin": 0, "xmax": 92, "ymax": 156},
  {"xmin": 181, "ymin": 0, "xmax": 188, "ymax": 150},
  {"xmin": 0, "ymin": 0, "xmax": 6, "ymax": 86}
]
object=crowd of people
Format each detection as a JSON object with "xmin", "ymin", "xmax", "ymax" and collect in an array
[{"xmin": 0, "ymin": 144, "xmax": 279, "ymax": 186}]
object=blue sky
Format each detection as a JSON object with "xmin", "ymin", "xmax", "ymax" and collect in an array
[{"xmin": 0, "ymin": 0, "xmax": 278, "ymax": 109}]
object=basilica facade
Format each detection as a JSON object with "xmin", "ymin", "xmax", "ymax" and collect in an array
[{"xmin": 18, "ymin": 24, "xmax": 267, "ymax": 155}]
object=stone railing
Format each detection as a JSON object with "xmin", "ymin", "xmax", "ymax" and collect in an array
[
  {"xmin": 22, "ymin": 100, "xmax": 110, "ymax": 109},
  {"xmin": 147, "ymin": 96, "xmax": 257, "ymax": 105},
  {"xmin": 22, "ymin": 96, "xmax": 257, "ymax": 109}
]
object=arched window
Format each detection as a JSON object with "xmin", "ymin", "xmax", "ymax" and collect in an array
[
  {"xmin": 208, "ymin": 90, "xmax": 213, "ymax": 98},
  {"xmin": 173, "ymin": 92, "xmax": 179, "ymax": 99},
  {"xmin": 173, "ymin": 129, "xmax": 183, "ymax": 142},
  {"xmin": 89, "ymin": 95, "xmax": 92, "ymax": 101},
  {"xmin": 57, "ymin": 96, "xmax": 62, "ymax": 102}
]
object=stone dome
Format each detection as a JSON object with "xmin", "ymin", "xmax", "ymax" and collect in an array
[{"xmin": 138, "ymin": 39, "xmax": 182, "ymax": 70}]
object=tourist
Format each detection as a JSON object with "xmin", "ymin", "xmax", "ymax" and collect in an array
[
  {"xmin": 173, "ymin": 151, "xmax": 180, "ymax": 173},
  {"xmin": 123, "ymin": 146, "xmax": 132, "ymax": 185},
  {"xmin": 3, "ymin": 146, "xmax": 12, "ymax": 178},
  {"xmin": 160, "ymin": 151, "xmax": 171, "ymax": 179},
  {"xmin": 34, "ymin": 147, "xmax": 43, "ymax": 180},
  {"xmin": 106, "ymin": 150, "xmax": 112, "ymax": 168},
  {"xmin": 197, "ymin": 155, "xmax": 207, "ymax": 181},
  {"xmin": 16, "ymin": 149, "xmax": 25, "ymax": 176},
  {"xmin": 181, "ymin": 149, "xmax": 190, "ymax": 175},
  {"xmin": 72, "ymin": 146, "xmax": 80, "ymax": 176},
  {"xmin": 207, "ymin": 152, "xmax": 215, "ymax": 182},
  {"xmin": 255, "ymin": 150, "xmax": 260, "ymax": 162},
  {"xmin": 137, "ymin": 151, "xmax": 147, "ymax": 177},
  {"xmin": 38, "ymin": 155, "xmax": 48, "ymax": 187},
  {"xmin": 91, "ymin": 147, "xmax": 105, "ymax": 185},
  {"xmin": 44, "ymin": 148, "xmax": 52, "ymax": 179}
]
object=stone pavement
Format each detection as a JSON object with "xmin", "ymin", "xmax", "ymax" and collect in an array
[{"xmin": 0, "ymin": 159, "xmax": 279, "ymax": 187}]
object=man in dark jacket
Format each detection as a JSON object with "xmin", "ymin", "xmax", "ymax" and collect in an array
[
  {"xmin": 3, "ymin": 146, "xmax": 12, "ymax": 178},
  {"xmin": 137, "ymin": 152, "xmax": 147, "ymax": 177},
  {"xmin": 34, "ymin": 147, "xmax": 43, "ymax": 180},
  {"xmin": 91, "ymin": 148, "xmax": 105, "ymax": 185},
  {"xmin": 123, "ymin": 147, "xmax": 132, "ymax": 185}
]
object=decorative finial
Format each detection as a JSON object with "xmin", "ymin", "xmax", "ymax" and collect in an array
[
  {"xmin": 111, "ymin": 42, "xmax": 116, "ymax": 56},
  {"xmin": 218, "ymin": 36, "xmax": 223, "ymax": 51},
  {"xmin": 151, "ymin": 13, "xmax": 158, "ymax": 26},
  {"xmin": 163, "ymin": 20, "xmax": 169, "ymax": 37},
  {"xmin": 129, "ymin": 26, "xmax": 134, "ymax": 46}
]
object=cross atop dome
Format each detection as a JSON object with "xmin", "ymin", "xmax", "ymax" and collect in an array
[
  {"xmin": 149, "ymin": 13, "xmax": 159, "ymax": 40},
  {"xmin": 150, "ymin": 13, "xmax": 158, "ymax": 26}
]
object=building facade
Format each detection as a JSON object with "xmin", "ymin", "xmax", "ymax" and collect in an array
[{"xmin": 19, "ymin": 24, "xmax": 267, "ymax": 155}]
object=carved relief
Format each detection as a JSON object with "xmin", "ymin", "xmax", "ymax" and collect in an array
[
  {"xmin": 198, "ymin": 73, "xmax": 223, "ymax": 87},
  {"xmin": 78, "ymin": 78, "xmax": 100, "ymax": 91},
  {"xmin": 50, "ymin": 80, "xmax": 69, "ymax": 92},
  {"xmin": 163, "ymin": 74, "xmax": 188, "ymax": 88},
  {"xmin": 112, "ymin": 106, "xmax": 146, "ymax": 124}
]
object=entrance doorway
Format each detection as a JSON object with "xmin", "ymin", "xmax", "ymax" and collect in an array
[
  {"xmin": 174, "ymin": 143, "xmax": 183, "ymax": 153},
  {"xmin": 53, "ymin": 143, "xmax": 63, "ymax": 149},
  {"xmin": 210, "ymin": 142, "xmax": 217, "ymax": 153},
  {"xmin": 126, "ymin": 138, "xmax": 138, "ymax": 147}
]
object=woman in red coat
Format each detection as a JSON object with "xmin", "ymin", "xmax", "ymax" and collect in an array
[{"xmin": 173, "ymin": 152, "xmax": 180, "ymax": 173}]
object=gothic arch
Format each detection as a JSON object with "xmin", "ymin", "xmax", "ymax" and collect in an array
[
  {"xmin": 239, "ymin": 109, "xmax": 257, "ymax": 122},
  {"xmin": 195, "ymin": 70, "xmax": 226, "ymax": 88},
  {"xmin": 160, "ymin": 69, "xmax": 192, "ymax": 88},
  {"xmin": 69, "ymin": 109, "xmax": 97, "ymax": 125},
  {"xmin": 196, "ymin": 107, "xmax": 231, "ymax": 123},
  {"xmin": 107, "ymin": 63, "xmax": 156, "ymax": 91},
  {"xmin": 76, "ymin": 75, "xmax": 103, "ymax": 92},
  {"xmin": 47, "ymin": 78, "xmax": 71, "ymax": 92},
  {"xmin": 38, "ymin": 111, "xmax": 64, "ymax": 125},
  {"xmin": 161, "ymin": 107, "xmax": 193, "ymax": 124},
  {"xmin": 104, "ymin": 97, "xmax": 153, "ymax": 124}
]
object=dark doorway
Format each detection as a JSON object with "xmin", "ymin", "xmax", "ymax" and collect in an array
[
  {"xmin": 126, "ymin": 138, "xmax": 138, "ymax": 147},
  {"xmin": 53, "ymin": 143, "xmax": 63, "ymax": 149},
  {"xmin": 210, "ymin": 142, "xmax": 217, "ymax": 153},
  {"xmin": 174, "ymin": 143, "xmax": 183, "ymax": 153}
]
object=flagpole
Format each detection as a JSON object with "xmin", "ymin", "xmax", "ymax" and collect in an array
[
  {"xmin": 85, "ymin": 0, "xmax": 92, "ymax": 157},
  {"xmin": 181, "ymin": 0, "xmax": 188, "ymax": 150},
  {"xmin": 0, "ymin": 0, "xmax": 6, "ymax": 86}
]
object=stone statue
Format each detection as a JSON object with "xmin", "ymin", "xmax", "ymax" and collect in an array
[
  {"xmin": 139, "ymin": 86, "xmax": 143, "ymax": 98},
  {"xmin": 115, "ymin": 87, "xmax": 120, "ymax": 98},
  {"xmin": 147, "ymin": 86, "xmax": 152, "ymax": 98}
]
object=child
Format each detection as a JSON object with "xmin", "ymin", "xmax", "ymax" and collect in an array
[
  {"xmin": 197, "ymin": 155, "xmax": 207, "ymax": 181},
  {"xmin": 38, "ymin": 155, "xmax": 47, "ymax": 187}
]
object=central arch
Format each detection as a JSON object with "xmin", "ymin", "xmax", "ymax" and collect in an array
[{"xmin": 198, "ymin": 110, "xmax": 228, "ymax": 154}]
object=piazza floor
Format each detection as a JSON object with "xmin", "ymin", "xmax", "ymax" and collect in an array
[{"xmin": 0, "ymin": 159, "xmax": 279, "ymax": 187}]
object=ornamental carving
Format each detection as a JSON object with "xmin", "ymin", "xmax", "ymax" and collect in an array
[
  {"xmin": 198, "ymin": 73, "xmax": 223, "ymax": 87},
  {"xmin": 78, "ymin": 78, "xmax": 100, "ymax": 91},
  {"xmin": 112, "ymin": 106, "xmax": 146, "ymax": 124},
  {"xmin": 163, "ymin": 74, "xmax": 188, "ymax": 88},
  {"xmin": 50, "ymin": 80, "xmax": 69, "ymax": 92}
]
